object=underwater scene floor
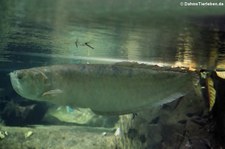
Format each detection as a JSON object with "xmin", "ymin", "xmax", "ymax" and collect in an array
[{"xmin": 0, "ymin": 90, "xmax": 214, "ymax": 149}]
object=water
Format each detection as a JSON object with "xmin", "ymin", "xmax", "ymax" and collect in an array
[
  {"xmin": 0, "ymin": 0, "xmax": 225, "ymax": 148},
  {"xmin": 1, "ymin": 0, "xmax": 225, "ymax": 71}
]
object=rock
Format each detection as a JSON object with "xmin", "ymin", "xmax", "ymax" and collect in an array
[
  {"xmin": 46, "ymin": 106, "xmax": 119, "ymax": 127},
  {"xmin": 114, "ymin": 127, "xmax": 121, "ymax": 136},
  {"xmin": 0, "ymin": 130, "xmax": 7, "ymax": 140},
  {"xmin": 1, "ymin": 101, "xmax": 48, "ymax": 126},
  {"xmin": 25, "ymin": 131, "xmax": 33, "ymax": 138},
  {"xmin": 101, "ymin": 132, "xmax": 107, "ymax": 136},
  {"xmin": 0, "ymin": 131, "xmax": 5, "ymax": 140}
]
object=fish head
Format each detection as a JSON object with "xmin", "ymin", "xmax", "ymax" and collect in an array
[{"xmin": 10, "ymin": 68, "xmax": 50, "ymax": 101}]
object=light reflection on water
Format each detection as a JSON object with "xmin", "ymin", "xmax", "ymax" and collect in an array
[{"xmin": 0, "ymin": 0, "xmax": 225, "ymax": 71}]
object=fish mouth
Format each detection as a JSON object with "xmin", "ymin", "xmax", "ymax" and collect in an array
[{"xmin": 9, "ymin": 71, "xmax": 22, "ymax": 95}]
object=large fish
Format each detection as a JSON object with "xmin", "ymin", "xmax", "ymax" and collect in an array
[{"xmin": 9, "ymin": 62, "xmax": 194, "ymax": 115}]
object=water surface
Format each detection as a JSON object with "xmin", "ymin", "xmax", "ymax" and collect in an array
[{"xmin": 0, "ymin": 0, "xmax": 225, "ymax": 71}]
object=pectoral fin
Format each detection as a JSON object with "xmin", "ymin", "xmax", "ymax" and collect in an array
[{"xmin": 42, "ymin": 89, "xmax": 63, "ymax": 97}]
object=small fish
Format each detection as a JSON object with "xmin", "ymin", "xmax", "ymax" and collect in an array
[
  {"xmin": 9, "ymin": 62, "xmax": 194, "ymax": 115},
  {"xmin": 75, "ymin": 39, "xmax": 79, "ymax": 48},
  {"xmin": 84, "ymin": 42, "xmax": 94, "ymax": 49}
]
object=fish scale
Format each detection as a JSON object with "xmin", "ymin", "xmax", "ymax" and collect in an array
[{"xmin": 10, "ymin": 62, "xmax": 194, "ymax": 115}]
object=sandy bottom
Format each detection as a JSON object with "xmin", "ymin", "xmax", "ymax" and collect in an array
[{"xmin": 0, "ymin": 125, "xmax": 117, "ymax": 149}]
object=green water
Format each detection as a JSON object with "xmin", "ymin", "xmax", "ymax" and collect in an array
[
  {"xmin": 0, "ymin": 1, "xmax": 225, "ymax": 148},
  {"xmin": 0, "ymin": 0, "xmax": 225, "ymax": 70}
]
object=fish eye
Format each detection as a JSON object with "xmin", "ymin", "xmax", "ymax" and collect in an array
[{"xmin": 17, "ymin": 72, "xmax": 24, "ymax": 80}]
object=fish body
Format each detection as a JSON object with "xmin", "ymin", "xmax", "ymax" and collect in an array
[{"xmin": 10, "ymin": 63, "xmax": 194, "ymax": 115}]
